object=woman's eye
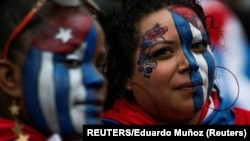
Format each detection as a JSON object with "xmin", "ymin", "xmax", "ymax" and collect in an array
[
  {"xmin": 152, "ymin": 48, "xmax": 173, "ymax": 58},
  {"xmin": 191, "ymin": 42, "xmax": 207, "ymax": 53},
  {"xmin": 96, "ymin": 61, "xmax": 106, "ymax": 73},
  {"xmin": 96, "ymin": 55, "xmax": 106, "ymax": 73},
  {"xmin": 64, "ymin": 59, "xmax": 82, "ymax": 68}
]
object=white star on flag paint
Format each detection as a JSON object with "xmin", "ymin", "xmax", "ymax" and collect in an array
[{"xmin": 55, "ymin": 27, "xmax": 73, "ymax": 43}]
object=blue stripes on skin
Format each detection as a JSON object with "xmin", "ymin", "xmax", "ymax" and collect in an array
[
  {"xmin": 171, "ymin": 12, "xmax": 204, "ymax": 112},
  {"xmin": 23, "ymin": 47, "xmax": 50, "ymax": 134},
  {"xmin": 53, "ymin": 60, "xmax": 75, "ymax": 136}
]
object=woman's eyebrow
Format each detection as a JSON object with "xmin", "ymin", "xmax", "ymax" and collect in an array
[{"xmin": 149, "ymin": 40, "xmax": 176, "ymax": 48}]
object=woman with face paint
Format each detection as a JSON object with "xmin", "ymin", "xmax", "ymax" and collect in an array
[
  {"xmin": 0, "ymin": 0, "xmax": 107, "ymax": 140},
  {"xmin": 101, "ymin": 0, "xmax": 250, "ymax": 125}
]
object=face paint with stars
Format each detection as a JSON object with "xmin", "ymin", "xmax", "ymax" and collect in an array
[{"xmin": 23, "ymin": 12, "xmax": 105, "ymax": 136}]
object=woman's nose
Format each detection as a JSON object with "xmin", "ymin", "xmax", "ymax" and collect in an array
[
  {"xmin": 177, "ymin": 51, "xmax": 199, "ymax": 73},
  {"xmin": 83, "ymin": 63, "xmax": 104, "ymax": 89}
]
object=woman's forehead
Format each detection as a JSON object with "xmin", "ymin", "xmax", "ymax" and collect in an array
[
  {"xmin": 139, "ymin": 9, "xmax": 173, "ymax": 34},
  {"xmin": 169, "ymin": 6, "xmax": 205, "ymax": 32},
  {"xmin": 31, "ymin": 13, "xmax": 93, "ymax": 54},
  {"xmin": 139, "ymin": 6, "xmax": 204, "ymax": 35}
]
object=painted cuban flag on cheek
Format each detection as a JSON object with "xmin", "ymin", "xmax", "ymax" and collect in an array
[
  {"xmin": 23, "ymin": 13, "xmax": 101, "ymax": 136},
  {"xmin": 170, "ymin": 7, "xmax": 215, "ymax": 112}
]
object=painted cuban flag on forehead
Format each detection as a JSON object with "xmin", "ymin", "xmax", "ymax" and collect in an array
[
  {"xmin": 23, "ymin": 13, "xmax": 99, "ymax": 136},
  {"xmin": 32, "ymin": 13, "xmax": 93, "ymax": 53},
  {"xmin": 169, "ymin": 6, "xmax": 215, "ymax": 112},
  {"xmin": 170, "ymin": 6, "xmax": 205, "ymax": 32}
]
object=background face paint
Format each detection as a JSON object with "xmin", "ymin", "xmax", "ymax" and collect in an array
[
  {"xmin": 32, "ymin": 13, "xmax": 92, "ymax": 54},
  {"xmin": 23, "ymin": 13, "xmax": 104, "ymax": 136},
  {"xmin": 170, "ymin": 7, "xmax": 215, "ymax": 112}
]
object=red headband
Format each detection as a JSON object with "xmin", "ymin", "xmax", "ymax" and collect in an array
[{"xmin": 2, "ymin": 0, "xmax": 47, "ymax": 60}]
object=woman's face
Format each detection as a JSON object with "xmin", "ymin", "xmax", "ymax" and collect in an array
[
  {"xmin": 127, "ymin": 6, "xmax": 215, "ymax": 123},
  {"xmin": 22, "ymin": 10, "xmax": 106, "ymax": 137}
]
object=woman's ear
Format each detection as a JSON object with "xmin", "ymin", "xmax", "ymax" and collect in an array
[
  {"xmin": 126, "ymin": 78, "xmax": 133, "ymax": 90},
  {"xmin": 0, "ymin": 59, "xmax": 22, "ymax": 98}
]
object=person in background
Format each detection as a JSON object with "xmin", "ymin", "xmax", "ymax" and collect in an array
[
  {"xmin": 101, "ymin": 0, "xmax": 250, "ymax": 125},
  {"xmin": 0, "ymin": 0, "xmax": 107, "ymax": 140},
  {"xmin": 201, "ymin": 0, "xmax": 250, "ymax": 110}
]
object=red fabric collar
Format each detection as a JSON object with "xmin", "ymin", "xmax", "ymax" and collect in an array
[
  {"xmin": 0, "ymin": 118, "xmax": 47, "ymax": 141},
  {"xmin": 102, "ymin": 90, "xmax": 221, "ymax": 125},
  {"xmin": 101, "ymin": 97, "xmax": 159, "ymax": 125}
]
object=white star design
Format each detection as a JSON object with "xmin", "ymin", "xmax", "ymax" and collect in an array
[{"xmin": 55, "ymin": 27, "xmax": 73, "ymax": 43}]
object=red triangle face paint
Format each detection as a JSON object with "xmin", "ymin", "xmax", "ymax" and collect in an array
[{"xmin": 32, "ymin": 13, "xmax": 93, "ymax": 54}]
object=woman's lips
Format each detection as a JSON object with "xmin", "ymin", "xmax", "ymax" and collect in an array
[{"xmin": 174, "ymin": 81, "xmax": 203, "ymax": 90}]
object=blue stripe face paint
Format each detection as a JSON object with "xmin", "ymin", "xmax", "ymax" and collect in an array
[
  {"xmin": 23, "ymin": 13, "xmax": 105, "ymax": 136},
  {"xmin": 170, "ymin": 6, "xmax": 215, "ymax": 112}
]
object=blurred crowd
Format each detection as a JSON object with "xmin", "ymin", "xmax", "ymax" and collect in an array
[{"xmin": 200, "ymin": 0, "xmax": 250, "ymax": 110}]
